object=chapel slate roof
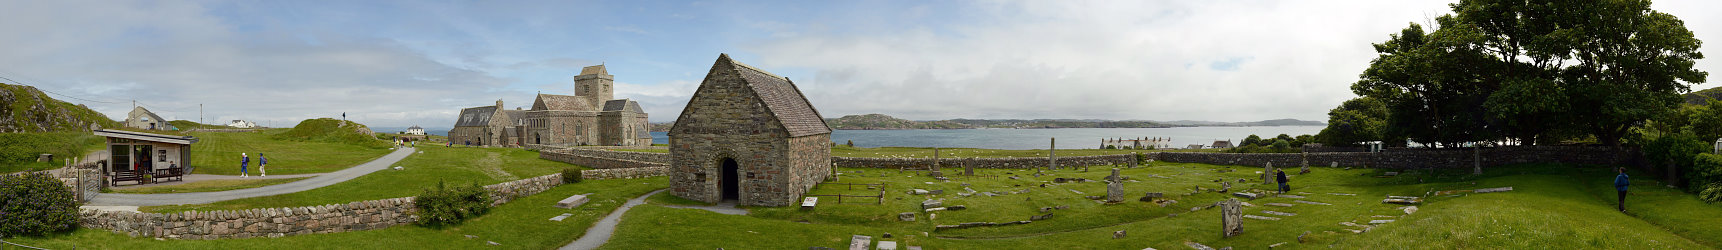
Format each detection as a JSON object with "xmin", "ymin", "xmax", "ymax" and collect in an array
[
  {"xmin": 455, "ymin": 106, "xmax": 498, "ymax": 127},
  {"xmin": 726, "ymin": 55, "xmax": 831, "ymax": 137},
  {"xmin": 501, "ymin": 110, "xmax": 527, "ymax": 125},
  {"xmin": 602, "ymin": 99, "xmax": 645, "ymax": 113},
  {"xmin": 580, "ymin": 65, "xmax": 608, "ymax": 75},
  {"xmin": 534, "ymin": 94, "xmax": 591, "ymax": 111}
]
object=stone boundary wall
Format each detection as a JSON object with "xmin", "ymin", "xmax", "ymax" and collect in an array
[
  {"xmin": 187, "ymin": 128, "xmax": 263, "ymax": 133},
  {"xmin": 833, "ymin": 154, "xmax": 1140, "ymax": 169},
  {"xmin": 524, "ymin": 144, "xmax": 567, "ymax": 151},
  {"xmin": 539, "ymin": 149, "xmax": 669, "ymax": 169},
  {"xmin": 582, "ymin": 166, "xmax": 669, "ymax": 180},
  {"xmin": 78, "ymin": 173, "xmax": 567, "ymax": 240},
  {"xmin": 1154, "ymin": 146, "xmax": 1638, "ymax": 169},
  {"xmin": 563, "ymin": 148, "xmax": 670, "ymax": 164}
]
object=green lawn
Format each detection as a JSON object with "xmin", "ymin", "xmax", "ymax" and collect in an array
[
  {"xmin": 600, "ymin": 163, "xmax": 1722, "ymax": 249},
  {"xmin": 0, "ymin": 132, "xmax": 106, "ymax": 174},
  {"xmin": 143, "ymin": 146, "xmax": 586, "ymax": 213},
  {"xmin": 2, "ymin": 176, "xmax": 668, "ymax": 249},
  {"xmin": 110, "ymin": 177, "xmax": 311, "ymax": 194},
  {"xmin": 187, "ymin": 129, "xmax": 393, "ymax": 175}
]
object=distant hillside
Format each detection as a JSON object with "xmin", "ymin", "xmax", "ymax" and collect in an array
[
  {"xmin": 825, "ymin": 114, "xmax": 971, "ymax": 130},
  {"xmin": 947, "ymin": 118, "xmax": 1168, "ymax": 129},
  {"xmin": 650, "ymin": 122, "xmax": 673, "ymax": 132},
  {"xmin": 271, "ymin": 118, "xmax": 390, "ymax": 149},
  {"xmin": 0, "ymin": 83, "xmax": 121, "ymax": 133},
  {"xmin": 1685, "ymin": 86, "xmax": 1722, "ymax": 105},
  {"xmin": 1155, "ymin": 119, "xmax": 1325, "ymax": 127}
]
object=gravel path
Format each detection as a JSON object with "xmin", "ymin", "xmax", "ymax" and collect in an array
[
  {"xmin": 86, "ymin": 147, "xmax": 416, "ymax": 206},
  {"xmin": 561, "ymin": 189, "xmax": 666, "ymax": 250}
]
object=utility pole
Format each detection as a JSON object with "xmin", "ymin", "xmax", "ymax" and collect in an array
[{"xmin": 199, "ymin": 104, "xmax": 203, "ymax": 126}]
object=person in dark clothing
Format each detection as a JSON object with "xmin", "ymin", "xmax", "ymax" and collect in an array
[
  {"xmin": 1276, "ymin": 169, "xmax": 1290, "ymax": 193},
  {"xmin": 1615, "ymin": 167, "xmax": 1630, "ymax": 212}
]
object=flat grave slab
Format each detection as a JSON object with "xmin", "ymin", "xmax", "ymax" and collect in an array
[
  {"xmin": 549, "ymin": 213, "xmax": 572, "ymax": 221},
  {"xmin": 555, "ymin": 194, "xmax": 592, "ymax": 209}
]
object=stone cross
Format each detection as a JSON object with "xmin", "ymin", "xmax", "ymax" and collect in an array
[
  {"xmin": 1106, "ymin": 168, "xmax": 1124, "ymax": 203},
  {"xmin": 1129, "ymin": 153, "xmax": 1140, "ymax": 168},
  {"xmin": 1048, "ymin": 137, "xmax": 1057, "ymax": 171},
  {"xmin": 932, "ymin": 148, "xmax": 941, "ymax": 172},
  {"xmin": 1262, "ymin": 162, "xmax": 1275, "ymax": 184},
  {"xmin": 1221, "ymin": 198, "xmax": 1243, "ymax": 237},
  {"xmin": 1473, "ymin": 143, "xmax": 1482, "ymax": 175},
  {"xmin": 964, "ymin": 158, "xmax": 974, "ymax": 176}
]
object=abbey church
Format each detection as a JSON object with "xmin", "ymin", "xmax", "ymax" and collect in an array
[{"xmin": 449, "ymin": 65, "xmax": 652, "ymax": 147}]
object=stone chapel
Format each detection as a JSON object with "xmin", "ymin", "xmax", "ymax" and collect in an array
[{"xmin": 668, "ymin": 54, "xmax": 833, "ymax": 206}]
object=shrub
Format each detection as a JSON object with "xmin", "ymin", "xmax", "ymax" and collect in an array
[
  {"xmin": 1271, "ymin": 140, "xmax": 1292, "ymax": 152},
  {"xmin": 1690, "ymin": 153, "xmax": 1722, "ymax": 194},
  {"xmin": 1104, "ymin": 145, "xmax": 1117, "ymax": 149},
  {"xmin": 414, "ymin": 181, "xmax": 492, "ymax": 227},
  {"xmin": 561, "ymin": 168, "xmax": 584, "ymax": 184},
  {"xmin": 0, "ymin": 172, "xmax": 79, "ymax": 236},
  {"xmin": 1646, "ymin": 133, "xmax": 1709, "ymax": 188},
  {"xmin": 1701, "ymin": 183, "xmax": 1722, "ymax": 204}
]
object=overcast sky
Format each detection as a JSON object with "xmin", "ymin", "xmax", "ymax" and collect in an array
[{"xmin": 3, "ymin": 0, "xmax": 1720, "ymax": 129}]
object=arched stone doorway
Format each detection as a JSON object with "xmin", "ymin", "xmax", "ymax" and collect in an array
[{"xmin": 721, "ymin": 158, "xmax": 739, "ymax": 201}]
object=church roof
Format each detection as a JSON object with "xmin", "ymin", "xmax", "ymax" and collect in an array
[
  {"xmin": 580, "ymin": 65, "xmax": 607, "ymax": 75},
  {"xmin": 723, "ymin": 54, "xmax": 831, "ymax": 137},
  {"xmin": 534, "ymin": 94, "xmax": 591, "ymax": 111},
  {"xmin": 454, "ymin": 106, "xmax": 498, "ymax": 127},
  {"xmin": 602, "ymin": 99, "xmax": 645, "ymax": 113}
]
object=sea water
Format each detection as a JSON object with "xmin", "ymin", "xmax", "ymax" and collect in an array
[{"xmin": 651, "ymin": 126, "xmax": 1325, "ymax": 150}]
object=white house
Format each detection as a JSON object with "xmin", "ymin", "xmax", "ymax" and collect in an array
[
  {"xmin": 406, "ymin": 126, "xmax": 425, "ymax": 135},
  {"xmin": 229, "ymin": 120, "xmax": 258, "ymax": 128}
]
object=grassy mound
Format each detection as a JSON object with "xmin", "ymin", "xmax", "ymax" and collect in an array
[
  {"xmin": 271, "ymin": 118, "xmax": 389, "ymax": 149},
  {"xmin": 169, "ymin": 120, "xmax": 230, "ymax": 130},
  {"xmin": 0, "ymin": 83, "xmax": 121, "ymax": 133},
  {"xmin": 0, "ymin": 132, "xmax": 104, "ymax": 173}
]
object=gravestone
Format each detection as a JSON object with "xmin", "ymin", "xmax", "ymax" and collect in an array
[
  {"xmin": 849, "ymin": 235, "xmax": 872, "ymax": 250},
  {"xmin": 964, "ymin": 158, "xmax": 975, "ymax": 176},
  {"xmin": 801, "ymin": 197, "xmax": 818, "ymax": 211},
  {"xmin": 1114, "ymin": 230, "xmax": 1127, "ymax": 239},
  {"xmin": 1221, "ymin": 198, "xmax": 1243, "ymax": 237},
  {"xmin": 899, "ymin": 212, "xmax": 916, "ymax": 221},
  {"xmin": 555, "ymin": 194, "xmax": 591, "ymax": 209},
  {"xmin": 1106, "ymin": 169, "xmax": 1124, "ymax": 203},
  {"xmin": 1129, "ymin": 153, "xmax": 1140, "ymax": 168},
  {"xmin": 1048, "ymin": 137, "xmax": 1057, "ymax": 171},
  {"xmin": 1262, "ymin": 162, "xmax": 1275, "ymax": 184},
  {"xmin": 877, "ymin": 241, "xmax": 898, "ymax": 250},
  {"xmin": 921, "ymin": 199, "xmax": 942, "ymax": 209}
]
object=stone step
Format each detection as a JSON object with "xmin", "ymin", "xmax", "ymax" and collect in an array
[{"xmin": 1244, "ymin": 215, "xmax": 1281, "ymax": 221}]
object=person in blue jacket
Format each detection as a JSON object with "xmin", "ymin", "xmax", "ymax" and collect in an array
[{"xmin": 1614, "ymin": 167, "xmax": 1630, "ymax": 212}]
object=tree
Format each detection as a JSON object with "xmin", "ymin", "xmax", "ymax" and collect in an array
[
  {"xmin": 1346, "ymin": 0, "xmax": 1706, "ymax": 147},
  {"xmin": 1689, "ymin": 100, "xmax": 1722, "ymax": 142},
  {"xmin": 1242, "ymin": 135, "xmax": 1263, "ymax": 147},
  {"xmin": 1318, "ymin": 97, "xmax": 1387, "ymax": 146}
]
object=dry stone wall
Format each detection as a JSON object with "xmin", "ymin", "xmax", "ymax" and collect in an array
[
  {"xmin": 540, "ymin": 149, "xmax": 669, "ymax": 169},
  {"xmin": 1154, "ymin": 146, "xmax": 1638, "ymax": 169},
  {"xmin": 79, "ymin": 173, "xmax": 567, "ymax": 240},
  {"xmin": 582, "ymin": 166, "xmax": 669, "ymax": 180},
  {"xmin": 833, "ymin": 154, "xmax": 1139, "ymax": 169}
]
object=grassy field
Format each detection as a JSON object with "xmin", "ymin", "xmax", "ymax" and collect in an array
[
  {"xmin": 1, "ymin": 176, "xmax": 668, "ymax": 249},
  {"xmin": 186, "ymin": 129, "xmax": 392, "ymax": 175},
  {"xmin": 143, "ymin": 145, "xmax": 586, "ymax": 213},
  {"xmin": 110, "ymin": 177, "xmax": 311, "ymax": 194},
  {"xmin": 600, "ymin": 163, "xmax": 1721, "ymax": 249},
  {"xmin": 612, "ymin": 146, "xmax": 1209, "ymax": 158},
  {"xmin": 0, "ymin": 132, "xmax": 106, "ymax": 173}
]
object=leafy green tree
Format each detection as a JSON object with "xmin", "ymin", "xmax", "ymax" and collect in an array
[
  {"xmin": 1689, "ymin": 100, "xmax": 1722, "ymax": 141},
  {"xmin": 1242, "ymin": 135, "xmax": 1263, "ymax": 147},
  {"xmin": 1318, "ymin": 97, "xmax": 1387, "ymax": 146},
  {"xmin": 1294, "ymin": 134, "xmax": 1315, "ymax": 147}
]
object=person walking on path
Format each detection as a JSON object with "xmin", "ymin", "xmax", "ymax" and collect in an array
[
  {"xmin": 240, "ymin": 153, "xmax": 250, "ymax": 178},
  {"xmin": 1275, "ymin": 169, "xmax": 1290, "ymax": 193},
  {"xmin": 1615, "ymin": 167, "xmax": 1630, "ymax": 212},
  {"xmin": 259, "ymin": 153, "xmax": 268, "ymax": 177}
]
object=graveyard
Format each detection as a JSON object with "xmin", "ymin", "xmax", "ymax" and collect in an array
[{"xmin": 598, "ymin": 162, "xmax": 1722, "ymax": 249}]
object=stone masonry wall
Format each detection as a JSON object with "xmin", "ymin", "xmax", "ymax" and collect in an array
[
  {"xmin": 79, "ymin": 173, "xmax": 566, "ymax": 240},
  {"xmin": 582, "ymin": 166, "xmax": 670, "ymax": 180},
  {"xmin": 1153, "ymin": 146, "xmax": 1638, "ymax": 169},
  {"xmin": 834, "ymin": 153, "xmax": 1140, "ymax": 169},
  {"xmin": 539, "ymin": 149, "xmax": 669, "ymax": 169}
]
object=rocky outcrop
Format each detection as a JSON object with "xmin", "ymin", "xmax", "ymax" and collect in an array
[{"xmin": 0, "ymin": 83, "xmax": 119, "ymax": 132}]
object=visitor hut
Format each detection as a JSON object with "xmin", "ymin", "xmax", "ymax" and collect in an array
[
  {"xmin": 93, "ymin": 129, "xmax": 197, "ymax": 185},
  {"xmin": 668, "ymin": 54, "xmax": 832, "ymax": 206}
]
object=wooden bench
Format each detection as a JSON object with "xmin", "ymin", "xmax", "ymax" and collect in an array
[
  {"xmin": 153, "ymin": 167, "xmax": 184, "ymax": 183},
  {"xmin": 111, "ymin": 170, "xmax": 147, "ymax": 186}
]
